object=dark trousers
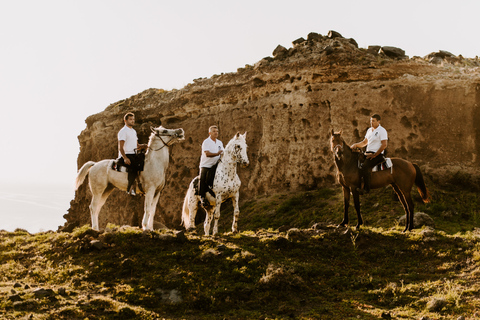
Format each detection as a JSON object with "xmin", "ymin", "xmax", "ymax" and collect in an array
[
  {"xmin": 360, "ymin": 153, "xmax": 385, "ymax": 192},
  {"xmin": 199, "ymin": 165, "xmax": 217, "ymax": 199},
  {"xmin": 118, "ymin": 154, "xmax": 143, "ymax": 191}
]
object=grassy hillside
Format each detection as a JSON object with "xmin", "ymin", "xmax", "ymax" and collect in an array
[{"xmin": 1, "ymin": 179, "xmax": 480, "ymax": 319}]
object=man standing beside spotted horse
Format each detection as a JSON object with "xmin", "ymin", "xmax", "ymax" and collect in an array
[{"xmin": 350, "ymin": 113, "xmax": 388, "ymax": 194}]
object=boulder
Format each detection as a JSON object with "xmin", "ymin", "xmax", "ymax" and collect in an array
[
  {"xmin": 380, "ymin": 46, "xmax": 406, "ymax": 59},
  {"xmin": 292, "ymin": 37, "xmax": 306, "ymax": 46},
  {"xmin": 425, "ymin": 50, "xmax": 455, "ymax": 59},
  {"xmin": 426, "ymin": 297, "xmax": 447, "ymax": 311},
  {"xmin": 327, "ymin": 30, "xmax": 343, "ymax": 38},
  {"xmin": 272, "ymin": 44, "xmax": 288, "ymax": 57},
  {"xmin": 347, "ymin": 38, "xmax": 358, "ymax": 48},
  {"xmin": 307, "ymin": 32, "xmax": 324, "ymax": 42},
  {"xmin": 398, "ymin": 212, "xmax": 435, "ymax": 228},
  {"xmin": 368, "ymin": 45, "xmax": 381, "ymax": 54}
]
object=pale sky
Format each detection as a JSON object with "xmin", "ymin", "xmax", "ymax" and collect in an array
[{"xmin": 2, "ymin": 0, "xmax": 480, "ymax": 187}]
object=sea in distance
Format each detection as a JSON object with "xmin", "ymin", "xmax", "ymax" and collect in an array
[{"xmin": 0, "ymin": 183, "xmax": 74, "ymax": 233}]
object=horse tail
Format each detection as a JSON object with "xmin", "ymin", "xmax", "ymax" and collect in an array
[
  {"xmin": 413, "ymin": 163, "xmax": 430, "ymax": 203},
  {"xmin": 181, "ymin": 181, "xmax": 195, "ymax": 229},
  {"xmin": 75, "ymin": 161, "xmax": 96, "ymax": 190}
]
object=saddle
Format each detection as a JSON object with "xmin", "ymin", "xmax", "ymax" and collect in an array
[
  {"xmin": 111, "ymin": 150, "xmax": 146, "ymax": 172},
  {"xmin": 193, "ymin": 164, "xmax": 218, "ymax": 197},
  {"xmin": 357, "ymin": 153, "xmax": 393, "ymax": 173},
  {"xmin": 110, "ymin": 151, "xmax": 146, "ymax": 194},
  {"xmin": 372, "ymin": 158, "xmax": 393, "ymax": 172}
]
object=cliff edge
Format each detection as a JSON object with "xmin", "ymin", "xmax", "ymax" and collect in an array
[{"xmin": 64, "ymin": 31, "xmax": 480, "ymax": 231}]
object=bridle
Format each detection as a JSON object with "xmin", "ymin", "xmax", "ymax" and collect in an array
[
  {"xmin": 332, "ymin": 136, "xmax": 344, "ymax": 159},
  {"xmin": 148, "ymin": 128, "xmax": 183, "ymax": 151}
]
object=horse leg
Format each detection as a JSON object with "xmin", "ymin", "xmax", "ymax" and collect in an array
[
  {"xmin": 392, "ymin": 184, "xmax": 411, "ymax": 232},
  {"xmin": 147, "ymin": 189, "xmax": 162, "ymax": 230},
  {"xmin": 404, "ymin": 192, "xmax": 415, "ymax": 231},
  {"xmin": 338, "ymin": 186, "xmax": 351, "ymax": 227},
  {"xmin": 203, "ymin": 206, "xmax": 215, "ymax": 236},
  {"xmin": 89, "ymin": 185, "xmax": 114, "ymax": 231},
  {"xmin": 142, "ymin": 189, "xmax": 158, "ymax": 231},
  {"xmin": 352, "ymin": 189, "xmax": 363, "ymax": 230},
  {"xmin": 188, "ymin": 194, "xmax": 199, "ymax": 231},
  {"xmin": 212, "ymin": 196, "xmax": 223, "ymax": 236},
  {"xmin": 231, "ymin": 192, "xmax": 240, "ymax": 234}
]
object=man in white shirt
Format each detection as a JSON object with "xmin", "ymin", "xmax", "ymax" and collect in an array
[
  {"xmin": 350, "ymin": 114, "xmax": 388, "ymax": 194},
  {"xmin": 118, "ymin": 112, "xmax": 147, "ymax": 196},
  {"xmin": 199, "ymin": 125, "xmax": 224, "ymax": 207}
]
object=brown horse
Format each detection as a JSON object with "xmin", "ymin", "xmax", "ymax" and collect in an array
[{"xmin": 330, "ymin": 130, "xmax": 430, "ymax": 232}]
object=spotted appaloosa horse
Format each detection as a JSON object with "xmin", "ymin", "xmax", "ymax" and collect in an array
[
  {"xmin": 75, "ymin": 125, "xmax": 185, "ymax": 231},
  {"xmin": 181, "ymin": 132, "xmax": 249, "ymax": 236},
  {"xmin": 330, "ymin": 130, "xmax": 430, "ymax": 232}
]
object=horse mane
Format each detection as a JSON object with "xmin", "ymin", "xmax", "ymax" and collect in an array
[
  {"xmin": 224, "ymin": 133, "xmax": 245, "ymax": 150},
  {"xmin": 147, "ymin": 126, "xmax": 165, "ymax": 147}
]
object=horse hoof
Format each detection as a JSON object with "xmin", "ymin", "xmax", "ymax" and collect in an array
[{"xmin": 337, "ymin": 223, "xmax": 347, "ymax": 229}]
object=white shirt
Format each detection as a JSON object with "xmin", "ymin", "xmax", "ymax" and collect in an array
[
  {"xmin": 118, "ymin": 125, "xmax": 138, "ymax": 157},
  {"xmin": 365, "ymin": 124, "xmax": 388, "ymax": 153},
  {"xmin": 200, "ymin": 137, "xmax": 224, "ymax": 168}
]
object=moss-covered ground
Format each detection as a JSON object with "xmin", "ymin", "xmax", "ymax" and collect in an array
[{"xmin": 1, "ymin": 180, "xmax": 480, "ymax": 319}]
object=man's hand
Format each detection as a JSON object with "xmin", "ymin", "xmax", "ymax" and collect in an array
[
  {"xmin": 124, "ymin": 158, "xmax": 131, "ymax": 165},
  {"xmin": 366, "ymin": 153, "xmax": 376, "ymax": 160}
]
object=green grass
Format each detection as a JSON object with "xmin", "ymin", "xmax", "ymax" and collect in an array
[{"xmin": 1, "ymin": 178, "xmax": 480, "ymax": 319}]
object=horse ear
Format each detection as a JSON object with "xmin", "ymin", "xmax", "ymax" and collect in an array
[
  {"xmin": 151, "ymin": 126, "xmax": 156, "ymax": 133},
  {"xmin": 339, "ymin": 129, "xmax": 343, "ymax": 135},
  {"xmin": 331, "ymin": 129, "xmax": 335, "ymax": 136},
  {"xmin": 242, "ymin": 131, "xmax": 247, "ymax": 138},
  {"xmin": 236, "ymin": 132, "xmax": 240, "ymax": 138}
]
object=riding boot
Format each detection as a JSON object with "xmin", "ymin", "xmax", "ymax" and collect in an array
[
  {"xmin": 356, "ymin": 169, "xmax": 369, "ymax": 195},
  {"xmin": 363, "ymin": 171, "xmax": 372, "ymax": 193}
]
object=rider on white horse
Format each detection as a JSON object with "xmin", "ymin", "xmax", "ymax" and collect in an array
[
  {"xmin": 199, "ymin": 125, "xmax": 224, "ymax": 208},
  {"xmin": 117, "ymin": 112, "xmax": 147, "ymax": 196}
]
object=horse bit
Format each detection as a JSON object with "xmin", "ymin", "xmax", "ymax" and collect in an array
[{"xmin": 147, "ymin": 128, "xmax": 182, "ymax": 152}]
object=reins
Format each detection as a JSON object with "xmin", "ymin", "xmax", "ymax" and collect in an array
[{"xmin": 147, "ymin": 131, "xmax": 181, "ymax": 151}]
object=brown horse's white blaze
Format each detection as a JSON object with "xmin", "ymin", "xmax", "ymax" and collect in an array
[
  {"xmin": 181, "ymin": 132, "xmax": 249, "ymax": 236},
  {"xmin": 330, "ymin": 129, "xmax": 430, "ymax": 232},
  {"xmin": 75, "ymin": 126, "xmax": 185, "ymax": 231}
]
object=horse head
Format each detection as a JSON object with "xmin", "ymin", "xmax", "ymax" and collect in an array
[
  {"xmin": 226, "ymin": 132, "xmax": 249, "ymax": 167},
  {"xmin": 149, "ymin": 126, "xmax": 185, "ymax": 149},
  {"xmin": 330, "ymin": 129, "xmax": 345, "ymax": 160}
]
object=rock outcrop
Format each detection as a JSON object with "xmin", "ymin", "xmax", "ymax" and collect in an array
[{"xmin": 64, "ymin": 31, "xmax": 480, "ymax": 231}]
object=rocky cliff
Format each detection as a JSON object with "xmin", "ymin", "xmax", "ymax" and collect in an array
[{"xmin": 64, "ymin": 31, "xmax": 480, "ymax": 231}]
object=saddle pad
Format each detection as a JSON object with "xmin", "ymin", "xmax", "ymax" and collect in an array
[
  {"xmin": 111, "ymin": 160, "xmax": 128, "ymax": 173},
  {"xmin": 372, "ymin": 158, "xmax": 393, "ymax": 172}
]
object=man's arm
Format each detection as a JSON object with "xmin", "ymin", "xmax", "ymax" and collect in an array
[
  {"xmin": 119, "ymin": 140, "xmax": 131, "ymax": 165},
  {"xmin": 137, "ymin": 142, "xmax": 148, "ymax": 150},
  {"xmin": 351, "ymin": 138, "xmax": 368, "ymax": 150},
  {"xmin": 204, "ymin": 150, "xmax": 223, "ymax": 157},
  {"xmin": 367, "ymin": 140, "xmax": 388, "ymax": 159}
]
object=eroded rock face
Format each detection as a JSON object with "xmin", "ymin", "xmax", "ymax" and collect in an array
[{"xmin": 64, "ymin": 32, "xmax": 480, "ymax": 231}]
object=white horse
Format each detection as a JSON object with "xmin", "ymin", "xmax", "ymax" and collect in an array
[
  {"xmin": 181, "ymin": 132, "xmax": 249, "ymax": 236},
  {"xmin": 75, "ymin": 125, "xmax": 185, "ymax": 231}
]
